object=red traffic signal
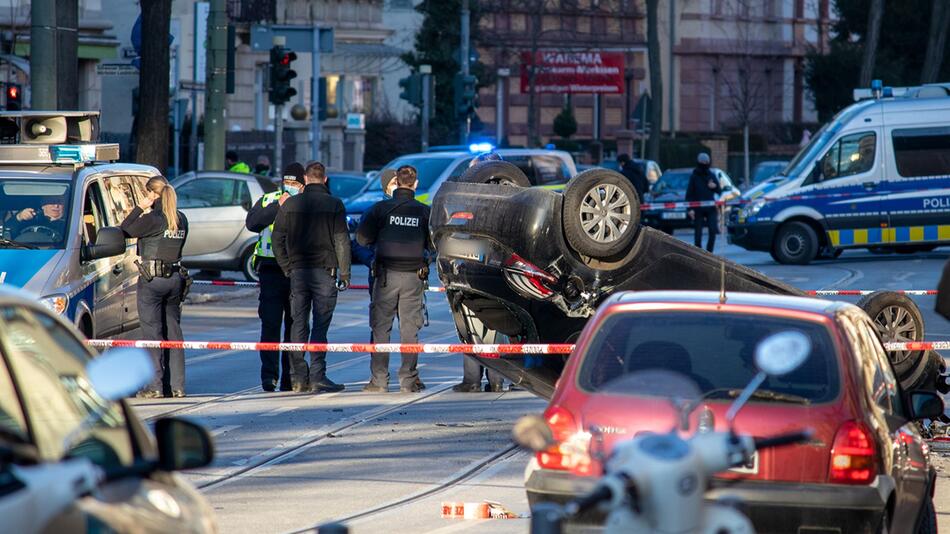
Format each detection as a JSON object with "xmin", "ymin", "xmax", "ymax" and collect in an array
[
  {"xmin": 5, "ymin": 83, "xmax": 21, "ymax": 110},
  {"xmin": 279, "ymin": 52, "xmax": 297, "ymax": 66}
]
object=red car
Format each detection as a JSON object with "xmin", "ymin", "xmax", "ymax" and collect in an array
[{"xmin": 525, "ymin": 291, "xmax": 939, "ymax": 533}]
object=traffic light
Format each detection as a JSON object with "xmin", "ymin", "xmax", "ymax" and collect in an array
[
  {"xmin": 5, "ymin": 83, "xmax": 21, "ymax": 110},
  {"xmin": 453, "ymin": 74, "xmax": 477, "ymax": 119},
  {"xmin": 398, "ymin": 73, "xmax": 422, "ymax": 107},
  {"xmin": 269, "ymin": 46, "xmax": 298, "ymax": 106}
]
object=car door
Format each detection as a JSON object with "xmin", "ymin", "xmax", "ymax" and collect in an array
[
  {"xmin": 100, "ymin": 175, "xmax": 145, "ymax": 332},
  {"xmin": 79, "ymin": 178, "xmax": 124, "ymax": 337},
  {"xmin": 175, "ymin": 176, "xmax": 252, "ymax": 258},
  {"xmin": 805, "ymin": 129, "xmax": 887, "ymax": 247}
]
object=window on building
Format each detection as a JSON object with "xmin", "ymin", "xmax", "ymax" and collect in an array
[{"xmin": 892, "ymin": 127, "xmax": 950, "ymax": 178}]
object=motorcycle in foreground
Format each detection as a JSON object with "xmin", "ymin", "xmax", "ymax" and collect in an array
[{"xmin": 514, "ymin": 331, "xmax": 815, "ymax": 534}]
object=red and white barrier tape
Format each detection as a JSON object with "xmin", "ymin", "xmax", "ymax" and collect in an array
[
  {"xmin": 806, "ymin": 290, "xmax": 938, "ymax": 296},
  {"xmin": 86, "ymin": 339, "xmax": 947, "ymax": 353},
  {"xmin": 191, "ymin": 279, "xmax": 446, "ymax": 292}
]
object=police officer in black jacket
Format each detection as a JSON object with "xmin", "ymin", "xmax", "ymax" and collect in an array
[
  {"xmin": 357, "ymin": 165, "xmax": 432, "ymax": 393},
  {"xmin": 120, "ymin": 176, "xmax": 189, "ymax": 398},
  {"xmin": 685, "ymin": 152, "xmax": 722, "ymax": 252},
  {"xmin": 272, "ymin": 161, "xmax": 350, "ymax": 393}
]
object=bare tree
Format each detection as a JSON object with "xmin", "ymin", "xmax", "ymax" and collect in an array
[
  {"xmin": 134, "ymin": 0, "xmax": 172, "ymax": 170},
  {"xmin": 921, "ymin": 0, "xmax": 950, "ymax": 84},
  {"xmin": 646, "ymin": 0, "xmax": 661, "ymax": 161},
  {"xmin": 858, "ymin": 0, "xmax": 884, "ymax": 86}
]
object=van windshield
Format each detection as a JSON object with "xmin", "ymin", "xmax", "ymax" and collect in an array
[
  {"xmin": 0, "ymin": 180, "xmax": 72, "ymax": 249},
  {"xmin": 782, "ymin": 121, "xmax": 839, "ymax": 179},
  {"xmin": 367, "ymin": 156, "xmax": 457, "ymax": 192}
]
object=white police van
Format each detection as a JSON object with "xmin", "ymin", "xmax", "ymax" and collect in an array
[
  {"xmin": 0, "ymin": 111, "xmax": 162, "ymax": 337},
  {"xmin": 728, "ymin": 82, "xmax": 950, "ymax": 264}
]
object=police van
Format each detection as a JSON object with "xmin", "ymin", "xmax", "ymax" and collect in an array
[
  {"xmin": 0, "ymin": 111, "xmax": 163, "ymax": 337},
  {"xmin": 728, "ymin": 82, "xmax": 950, "ymax": 264}
]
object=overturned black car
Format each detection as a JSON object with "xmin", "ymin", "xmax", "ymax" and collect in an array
[{"xmin": 430, "ymin": 162, "xmax": 945, "ymax": 398}]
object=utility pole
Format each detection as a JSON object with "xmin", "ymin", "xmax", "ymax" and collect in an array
[
  {"xmin": 496, "ymin": 67, "xmax": 509, "ymax": 145},
  {"xmin": 668, "ymin": 0, "xmax": 676, "ymax": 138},
  {"xmin": 310, "ymin": 26, "xmax": 322, "ymax": 162},
  {"xmin": 30, "ymin": 0, "xmax": 57, "ymax": 109},
  {"xmin": 459, "ymin": 0, "xmax": 470, "ymax": 144},
  {"xmin": 420, "ymin": 64, "xmax": 431, "ymax": 152},
  {"xmin": 203, "ymin": 0, "xmax": 227, "ymax": 170}
]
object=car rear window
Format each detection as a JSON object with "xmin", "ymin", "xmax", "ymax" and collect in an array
[{"xmin": 578, "ymin": 311, "xmax": 839, "ymax": 404}]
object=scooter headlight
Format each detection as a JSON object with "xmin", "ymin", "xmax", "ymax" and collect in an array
[{"xmin": 40, "ymin": 293, "xmax": 69, "ymax": 315}]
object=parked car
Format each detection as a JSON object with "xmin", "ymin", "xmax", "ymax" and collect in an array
[
  {"xmin": 0, "ymin": 284, "xmax": 217, "ymax": 532},
  {"xmin": 171, "ymin": 171, "xmax": 277, "ymax": 281},
  {"xmin": 327, "ymin": 171, "xmax": 371, "ymax": 202},
  {"xmin": 525, "ymin": 290, "xmax": 939, "ymax": 533},
  {"xmin": 750, "ymin": 160, "xmax": 790, "ymax": 186},
  {"xmin": 577, "ymin": 158, "xmax": 662, "ymax": 185},
  {"xmin": 641, "ymin": 167, "xmax": 741, "ymax": 234},
  {"xmin": 429, "ymin": 166, "xmax": 941, "ymax": 398}
]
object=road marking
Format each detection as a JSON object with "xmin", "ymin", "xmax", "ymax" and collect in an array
[
  {"xmin": 261, "ymin": 405, "xmax": 296, "ymax": 417},
  {"xmin": 211, "ymin": 425, "xmax": 242, "ymax": 437}
]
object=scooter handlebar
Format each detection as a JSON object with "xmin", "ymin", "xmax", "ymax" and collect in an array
[{"xmin": 753, "ymin": 429, "xmax": 813, "ymax": 449}]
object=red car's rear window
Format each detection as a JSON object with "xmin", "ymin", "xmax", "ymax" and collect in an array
[{"xmin": 577, "ymin": 312, "xmax": 840, "ymax": 404}]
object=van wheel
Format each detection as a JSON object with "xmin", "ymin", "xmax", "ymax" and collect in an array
[
  {"xmin": 453, "ymin": 161, "xmax": 531, "ymax": 187},
  {"xmin": 240, "ymin": 248, "xmax": 259, "ymax": 282},
  {"xmin": 858, "ymin": 291, "xmax": 926, "ymax": 385},
  {"xmin": 772, "ymin": 222, "xmax": 818, "ymax": 265},
  {"xmin": 563, "ymin": 169, "xmax": 640, "ymax": 259}
]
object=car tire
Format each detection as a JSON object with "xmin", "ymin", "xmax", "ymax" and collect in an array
[
  {"xmin": 454, "ymin": 160, "xmax": 531, "ymax": 187},
  {"xmin": 772, "ymin": 221, "xmax": 818, "ymax": 265},
  {"xmin": 562, "ymin": 169, "xmax": 640, "ymax": 259},
  {"xmin": 917, "ymin": 496, "xmax": 938, "ymax": 534},
  {"xmin": 240, "ymin": 247, "xmax": 259, "ymax": 283},
  {"xmin": 857, "ymin": 290, "xmax": 926, "ymax": 387}
]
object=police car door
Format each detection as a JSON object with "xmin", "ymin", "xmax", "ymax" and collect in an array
[
  {"xmin": 79, "ymin": 178, "xmax": 124, "ymax": 337},
  {"xmin": 101, "ymin": 175, "xmax": 146, "ymax": 332},
  {"xmin": 807, "ymin": 129, "xmax": 886, "ymax": 248},
  {"xmin": 884, "ymin": 124, "xmax": 950, "ymax": 246}
]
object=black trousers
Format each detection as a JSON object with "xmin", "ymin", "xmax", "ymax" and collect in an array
[
  {"xmin": 258, "ymin": 262, "xmax": 292, "ymax": 388},
  {"xmin": 369, "ymin": 270, "xmax": 424, "ymax": 388},
  {"xmin": 462, "ymin": 355, "xmax": 503, "ymax": 388},
  {"xmin": 289, "ymin": 268, "xmax": 338, "ymax": 386},
  {"xmin": 138, "ymin": 273, "xmax": 185, "ymax": 392},
  {"xmin": 692, "ymin": 207, "xmax": 718, "ymax": 252}
]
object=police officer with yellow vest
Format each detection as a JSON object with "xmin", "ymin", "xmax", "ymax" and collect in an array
[{"xmin": 245, "ymin": 162, "xmax": 305, "ymax": 391}]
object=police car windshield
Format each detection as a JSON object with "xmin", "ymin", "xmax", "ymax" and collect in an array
[
  {"xmin": 0, "ymin": 180, "xmax": 72, "ymax": 249},
  {"xmin": 368, "ymin": 156, "xmax": 456, "ymax": 192}
]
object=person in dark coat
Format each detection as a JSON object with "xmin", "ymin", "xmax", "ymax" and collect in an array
[
  {"xmin": 617, "ymin": 153, "xmax": 648, "ymax": 203},
  {"xmin": 685, "ymin": 153, "xmax": 722, "ymax": 252},
  {"xmin": 938, "ymin": 260, "xmax": 950, "ymax": 321}
]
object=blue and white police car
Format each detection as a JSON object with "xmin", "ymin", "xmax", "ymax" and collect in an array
[
  {"xmin": 0, "ymin": 111, "xmax": 163, "ymax": 337},
  {"xmin": 729, "ymin": 82, "xmax": 950, "ymax": 264}
]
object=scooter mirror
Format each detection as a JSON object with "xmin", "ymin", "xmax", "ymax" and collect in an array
[
  {"xmin": 755, "ymin": 331, "xmax": 811, "ymax": 377},
  {"xmin": 512, "ymin": 414, "xmax": 556, "ymax": 452},
  {"xmin": 87, "ymin": 348, "xmax": 154, "ymax": 401}
]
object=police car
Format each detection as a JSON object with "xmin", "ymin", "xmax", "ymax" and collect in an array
[
  {"xmin": 728, "ymin": 82, "xmax": 950, "ymax": 264},
  {"xmin": 0, "ymin": 111, "xmax": 163, "ymax": 337}
]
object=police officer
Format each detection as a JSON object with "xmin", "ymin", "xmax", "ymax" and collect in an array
[
  {"xmin": 245, "ymin": 162, "xmax": 305, "ymax": 392},
  {"xmin": 120, "ymin": 176, "xmax": 190, "ymax": 398},
  {"xmin": 272, "ymin": 161, "xmax": 349, "ymax": 393},
  {"xmin": 357, "ymin": 165, "xmax": 432, "ymax": 393},
  {"xmin": 686, "ymin": 153, "xmax": 721, "ymax": 252}
]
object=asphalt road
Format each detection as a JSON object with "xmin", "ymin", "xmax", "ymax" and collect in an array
[{"xmin": 126, "ymin": 235, "xmax": 950, "ymax": 533}]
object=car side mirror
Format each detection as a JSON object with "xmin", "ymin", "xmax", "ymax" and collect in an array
[
  {"xmin": 83, "ymin": 226, "xmax": 126, "ymax": 261},
  {"xmin": 154, "ymin": 417, "xmax": 214, "ymax": 471},
  {"xmin": 241, "ymin": 199, "xmax": 251, "ymax": 211},
  {"xmin": 907, "ymin": 391, "xmax": 944, "ymax": 421}
]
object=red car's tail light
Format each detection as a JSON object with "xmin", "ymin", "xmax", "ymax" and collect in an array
[
  {"xmin": 536, "ymin": 406, "xmax": 591, "ymax": 474},
  {"xmin": 829, "ymin": 421, "xmax": 876, "ymax": 484},
  {"xmin": 504, "ymin": 253, "xmax": 558, "ymax": 300}
]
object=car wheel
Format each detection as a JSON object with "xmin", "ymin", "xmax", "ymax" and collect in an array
[
  {"xmin": 917, "ymin": 496, "xmax": 937, "ymax": 534},
  {"xmin": 240, "ymin": 248, "xmax": 259, "ymax": 283},
  {"xmin": 454, "ymin": 160, "xmax": 531, "ymax": 187},
  {"xmin": 858, "ymin": 290, "xmax": 926, "ymax": 386},
  {"xmin": 772, "ymin": 221, "xmax": 818, "ymax": 265},
  {"xmin": 562, "ymin": 169, "xmax": 640, "ymax": 259}
]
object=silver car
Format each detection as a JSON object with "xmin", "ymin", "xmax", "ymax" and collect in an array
[{"xmin": 172, "ymin": 171, "xmax": 278, "ymax": 281}]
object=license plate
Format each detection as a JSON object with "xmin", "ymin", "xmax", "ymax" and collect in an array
[
  {"xmin": 662, "ymin": 211, "xmax": 687, "ymax": 220},
  {"xmin": 730, "ymin": 451, "xmax": 758, "ymax": 474}
]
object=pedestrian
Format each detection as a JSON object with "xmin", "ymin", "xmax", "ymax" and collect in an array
[
  {"xmin": 617, "ymin": 153, "xmax": 648, "ymax": 203},
  {"xmin": 120, "ymin": 176, "xmax": 190, "ymax": 398},
  {"xmin": 272, "ymin": 161, "xmax": 349, "ymax": 393},
  {"xmin": 245, "ymin": 162, "xmax": 305, "ymax": 392},
  {"xmin": 938, "ymin": 259, "xmax": 950, "ymax": 321},
  {"xmin": 227, "ymin": 150, "xmax": 251, "ymax": 174},
  {"xmin": 686, "ymin": 153, "xmax": 721, "ymax": 253},
  {"xmin": 254, "ymin": 154, "xmax": 272, "ymax": 176},
  {"xmin": 357, "ymin": 165, "xmax": 432, "ymax": 393}
]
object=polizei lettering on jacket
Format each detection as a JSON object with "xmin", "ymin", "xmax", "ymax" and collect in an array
[
  {"xmin": 389, "ymin": 215, "xmax": 420, "ymax": 227},
  {"xmin": 163, "ymin": 229, "xmax": 187, "ymax": 239}
]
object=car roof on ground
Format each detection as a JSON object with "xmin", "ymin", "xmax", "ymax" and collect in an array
[{"xmin": 604, "ymin": 290, "xmax": 841, "ymax": 316}]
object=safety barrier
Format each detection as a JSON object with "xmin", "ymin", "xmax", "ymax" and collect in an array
[{"xmin": 86, "ymin": 339, "xmax": 948, "ymax": 353}]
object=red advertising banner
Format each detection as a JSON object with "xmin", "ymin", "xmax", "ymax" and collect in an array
[{"xmin": 519, "ymin": 51, "xmax": 625, "ymax": 94}]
